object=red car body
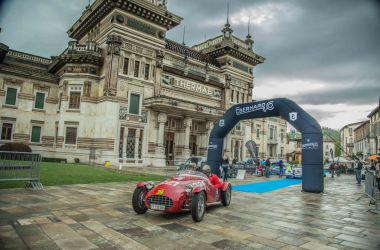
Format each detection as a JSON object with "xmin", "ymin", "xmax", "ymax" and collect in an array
[{"xmin": 132, "ymin": 170, "xmax": 232, "ymax": 222}]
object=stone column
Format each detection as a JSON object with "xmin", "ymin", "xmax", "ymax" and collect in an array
[
  {"xmin": 154, "ymin": 50, "xmax": 164, "ymax": 97},
  {"xmin": 104, "ymin": 35, "xmax": 122, "ymax": 96},
  {"xmin": 157, "ymin": 113, "xmax": 167, "ymax": 147},
  {"xmin": 183, "ymin": 117, "xmax": 192, "ymax": 158},
  {"xmin": 154, "ymin": 113, "xmax": 167, "ymax": 167}
]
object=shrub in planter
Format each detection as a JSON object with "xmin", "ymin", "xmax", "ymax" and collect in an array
[{"xmin": 0, "ymin": 142, "xmax": 32, "ymax": 152}]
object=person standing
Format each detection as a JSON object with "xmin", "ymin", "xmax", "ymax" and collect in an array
[
  {"xmin": 265, "ymin": 158, "xmax": 271, "ymax": 178},
  {"xmin": 278, "ymin": 160, "xmax": 284, "ymax": 178},
  {"xmin": 376, "ymin": 161, "xmax": 380, "ymax": 192},
  {"xmin": 222, "ymin": 155, "xmax": 229, "ymax": 182},
  {"xmin": 355, "ymin": 159, "xmax": 363, "ymax": 184}
]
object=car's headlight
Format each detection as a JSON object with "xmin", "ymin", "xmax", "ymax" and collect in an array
[{"xmin": 146, "ymin": 181, "xmax": 154, "ymax": 190}]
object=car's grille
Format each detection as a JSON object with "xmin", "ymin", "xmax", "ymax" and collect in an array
[{"xmin": 146, "ymin": 195, "xmax": 173, "ymax": 209}]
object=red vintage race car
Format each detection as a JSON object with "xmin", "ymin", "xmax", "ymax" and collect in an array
[{"xmin": 132, "ymin": 170, "xmax": 232, "ymax": 222}]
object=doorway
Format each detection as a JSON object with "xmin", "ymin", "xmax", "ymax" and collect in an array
[
  {"xmin": 190, "ymin": 135, "xmax": 197, "ymax": 156},
  {"xmin": 164, "ymin": 132, "xmax": 174, "ymax": 165}
]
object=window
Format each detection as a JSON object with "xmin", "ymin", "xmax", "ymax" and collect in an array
[
  {"xmin": 65, "ymin": 127, "xmax": 77, "ymax": 144},
  {"xmin": 326, "ymin": 144, "xmax": 329, "ymax": 149},
  {"xmin": 5, "ymin": 87, "xmax": 17, "ymax": 105},
  {"xmin": 242, "ymin": 93, "xmax": 245, "ymax": 103},
  {"xmin": 129, "ymin": 94, "xmax": 140, "ymax": 115},
  {"xmin": 123, "ymin": 57, "xmax": 129, "ymax": 75},
  {"xmin": 134, "ymin": 61, "xmax": 140, "ymax": 77},
  {"xmin": 31, "ymin": 125, "xmax": 41, "ymax": 143},
  {"xmin": 83, "ymin": 83, "xmax": 91, "ymax": 97},
  {"xmin": 144, "ymin": 63, "xmax": 150, "ymax": 80},
  {"xmin": 34, "ymin": 92, "xmax": 45, "ymax": 109},
  {"xmin": 1, "ymin": 123, "xmax": 13, "ymax": 140},
  {"xmin": 280, "ymin": 132, "xmax": 284, "ymax": 142},
  {"xmin": 256, "ymin": 128, "xmax": 260, "ymax": 139},
  {"xmin": 69, "ymin": 92, "xmax": 81, "ymax": 109},
  {"xmin": 269, "ymin": 127, "xmax": 274, "ymax": 140},
  {"xmin": 280, "ymin": 147, "xmax": 284, "ymax": 157},
  {"xmin": 236, "ymin": 92, "xmax": 240, "ymax": 103},
  {"xmin": 231, "ymin": 90, "xmax": 234, "ymax": 102},
  {"xmin": 236, "ymin": 122, "xmax": 241, "ymax": 131}
]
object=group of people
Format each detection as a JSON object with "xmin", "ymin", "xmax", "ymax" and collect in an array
[
  {"xmin": 328, "ymin": 162, "xmax": 345, "ymax": 178},
  {"xmin": 354, "ymin": 158, "xmax": 380, "ymax": 192},
  {"xmin": 256, "ymin": 158, "xmax": 285, "ymax": 178}
]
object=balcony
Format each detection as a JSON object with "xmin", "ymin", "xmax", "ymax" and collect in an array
[{"xmin": 347, "ymin": 143, "xmax": 354, "ymax": 147}]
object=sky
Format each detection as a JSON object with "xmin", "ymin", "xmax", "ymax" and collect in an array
[{"xmin": 0, "ymin": 0, "xmax": 379, "ymax": 130}]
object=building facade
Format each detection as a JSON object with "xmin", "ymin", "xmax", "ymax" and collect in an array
[
  {"xmin": 287, "ymin": 131, "xmax": 336, "ymax": 164},
  {"xmin": 367, "ymin": 101, "xmax": 380, "ymax": 156},
  {"xmin": 251, "ymin": 117, "xmax": 288, "ymax": 161},
  {"xmin": 0, "ymin": 0, "xmax": 265, "ymax": 167},
  {"xmin": 340, "ymin": 121, "xmax": 363, "ymax": 158},
  {"xmin": 353, "ymin": 120, "xmax": 370, "ymax": 160}
]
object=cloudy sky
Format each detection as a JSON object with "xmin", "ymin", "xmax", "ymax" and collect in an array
[{"xmin": 1, "ymin": 0, "xmax": 379, "ymax": 130}]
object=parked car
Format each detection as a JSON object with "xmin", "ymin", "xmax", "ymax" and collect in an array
[
  {"xmin": 177, "ymin": 156, "xmax": 207, "ymax": 171},
  {"xmin": 286, "ymin": 167, "xmax": 302, "ymax": 179},
  {"xmin": 132, "ymin": 170, "xmax": 232, "ymax": 222}
]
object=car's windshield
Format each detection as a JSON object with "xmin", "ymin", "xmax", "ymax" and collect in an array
[{"xmin": 175, "ymin": 170, "xmax": 208, "ymax": 179}]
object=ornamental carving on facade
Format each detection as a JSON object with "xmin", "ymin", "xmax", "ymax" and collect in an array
[
  {"xmin": 106, "ymin": 35, "xmax": 123, "ymax": 55},
  {"xmin": 156, "ymin": 49, "xmax": 165, "ymax": 68}
]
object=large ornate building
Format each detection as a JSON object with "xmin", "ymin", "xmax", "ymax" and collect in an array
[{"xmin": 0, "ymin": 0, "xmax": 265, "ymax": 167}]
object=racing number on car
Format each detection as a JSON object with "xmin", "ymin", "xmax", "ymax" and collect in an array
[{"xmin": 156, "ymin": 189, "xmax": 165, "ymax": 195}]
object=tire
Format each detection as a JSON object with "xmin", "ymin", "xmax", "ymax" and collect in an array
[
  {"xmin": 221, "ymin": 184, "xmax": 232, "ymax": 206},
  {"xmin": 191, "ymin": 192, "xmax": 206, "ymax": 222},
  {"xmin": 132, "ymin": 187, "xmax": 148, "ymax": 214}
]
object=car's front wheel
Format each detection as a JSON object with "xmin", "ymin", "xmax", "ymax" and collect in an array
[
  {"xmin": 132, "ymin": 187, "xmax": 148, "ymax": 214},
  {"xmin": 221, "ymin": 184, "xmax": 232, "ymax": 206},
  {"xmin": 191, "ymin": 192, "xmax": 206, "ymax": 222}
]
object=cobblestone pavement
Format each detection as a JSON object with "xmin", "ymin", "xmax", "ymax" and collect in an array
[{"xmin": 1, "ymin": 175, "xmax": 379, "ymax": 249}]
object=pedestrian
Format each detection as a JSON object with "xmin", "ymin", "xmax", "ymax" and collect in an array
[
  {"xmin": 335, "ymin": 163, "xmax": 340, "ymax": 177},
  {"xmin": 329, "ymin": 162, "xmax": 335, "ymax": 178},
  {"xmin": 222, "ymin": 155, "xmax": 229, "ymax": 182},
  {"xmin": 370, "ymin": 161, "xmax": 376, "ymax": 171},
  {"xmin": 278, "ymin": 160, "xmax": 284, "ymax": 178},
  {"xmin": 354, "ymin": 159, "xmax": 363, "ymax": 184},
  {"xmin": 265, "ymin": 158, "xmax": 271, "ymax": 178},
  {"xmin": 375, "ymin": 160, "xmax": 380, "ymax": 192}
]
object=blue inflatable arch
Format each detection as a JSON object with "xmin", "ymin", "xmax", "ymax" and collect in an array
[{"xmin": 207, "ymin": 98, "xmax": 324, "ymax": 193}]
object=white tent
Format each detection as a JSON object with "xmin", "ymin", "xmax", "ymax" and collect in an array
[{"xmin": 332, "ymin": 157, "xmax": 354, "ymax": 163}]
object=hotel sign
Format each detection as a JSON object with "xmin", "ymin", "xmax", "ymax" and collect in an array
[{"xmin": 162, "ymin": 74, "xmax": 221, "ymax": 99}]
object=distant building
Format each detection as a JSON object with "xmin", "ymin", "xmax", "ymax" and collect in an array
[
  {"xmin": 353, "ymin": 120, "xmax": 370, "ymax": 160},
  {"xmin": 340, "ymin": 121, "xmax": 363, "ymax": 158},
  {"xmin": 287, "ymin": 131, "xmax": 336, "ymax": 164},
  {"xmin": 367, "ymin": 99, "xmax": 380, "ymax": 156},
  {"xmin": 287, "ymin": 131, "xmax": 302, "ymax": 164},
  {"xmin": 0, "ymin": 0, "xmax": 265, "ymax": 166},
  {"xmin": 323, "ymin": 136, "xmax": 335, "ymax": 161},
  {"xmin": 251, "ymin": 117, "xmax": 287, "ymax": 161}
]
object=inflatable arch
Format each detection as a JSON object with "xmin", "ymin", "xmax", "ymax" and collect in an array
[{"xmin": 207, "ymin": 98, "xmax": 324, "ymax": 193}]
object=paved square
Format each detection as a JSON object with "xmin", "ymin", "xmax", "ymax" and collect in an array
[{"xmin": 1, "ymin": 175, "xmax": 379, "ymax": 249}]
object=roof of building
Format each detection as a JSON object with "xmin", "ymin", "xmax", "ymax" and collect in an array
[
  {"xmin": 367, "ymin": 105, "xmax": 380, "ymax": 118},
  {"xmin": 353, "ymin": 120, "xmax": 370, "ymax": 131},
  {"xmin": 340, "ymin": 121, "xmax": 367, "ymax": 131},
  {"xmin": 165, "ymin": 39, "xmax": 218, "ymax": 66}
]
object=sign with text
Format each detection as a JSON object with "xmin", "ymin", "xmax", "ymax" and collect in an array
[{"xmin": 162, "ymin": 74, "xmax": 221, "ymax": 99}]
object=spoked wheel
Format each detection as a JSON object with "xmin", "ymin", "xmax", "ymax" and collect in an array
[
  {"xmin": 191, "ymin": 192, "xmax": 206, "ymax": 222},
  {"xmin": 221, "ymin": 184, "xmax": 232, "ymax": 206},
  {"xmin": 132, "ymin": 187, "xmax": 148, "ymax": 214}
]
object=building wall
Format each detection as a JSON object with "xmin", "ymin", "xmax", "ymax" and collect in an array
[{"xmin": 340, "ymin": 122, "xmax": 362, "ymax": 158}]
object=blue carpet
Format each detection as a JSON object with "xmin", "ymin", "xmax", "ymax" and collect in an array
[{"xmin": 232, "ymin": 179, "xmax": 302, "ymax": 193}]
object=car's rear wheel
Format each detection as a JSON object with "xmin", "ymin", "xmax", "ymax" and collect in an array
[
  {"xmin": 132, "ymin": 187, "xmax": 148, "ymax": 214},
  {"xmin": 221, "ymin": 184, "xmax": 231, "ymax": 206},
  {"xmin": 191, "ymin": 192, "xmax": 206, "ymax": 222}
]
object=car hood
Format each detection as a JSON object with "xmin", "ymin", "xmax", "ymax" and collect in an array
[{"xmin": 148, "ymin": 175, "xmax": 208, "ymax": 198}]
